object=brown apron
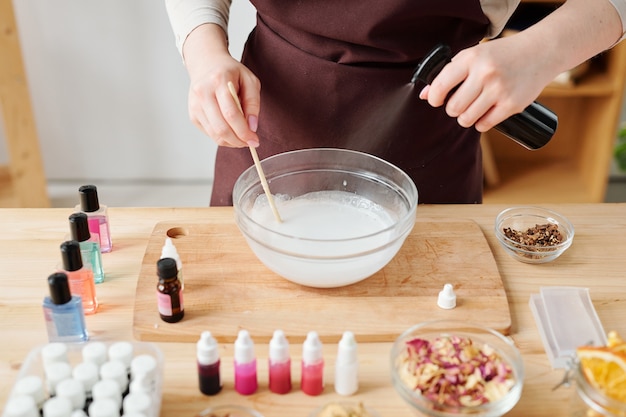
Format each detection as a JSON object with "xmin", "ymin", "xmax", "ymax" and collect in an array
[{"xmin": 211, "ymin": 0, "xmax": 490, "ymax": 206}]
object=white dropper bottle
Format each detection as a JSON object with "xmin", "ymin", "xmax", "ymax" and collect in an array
[
  {"xmin": 334, "ymin": 331, "xmax": 358, "ymax": 396},
  {"xmin": 161, "ymin": 238, "xmax": 183, "ymax": 290}
]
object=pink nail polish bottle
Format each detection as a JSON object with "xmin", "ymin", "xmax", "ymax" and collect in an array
[
  {"xmin": 234, "ymin": 330, "xmax": 257, "ymax": 395},
  {"xmin": 268, "ymin": 329, "xmax": 291, "ymax": 394},
  {"xmin": 301, "ymin": 331, "xmax": 324, "ymax": 396}
]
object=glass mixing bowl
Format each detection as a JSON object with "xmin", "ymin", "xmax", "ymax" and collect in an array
[{"xmin": 232, "ymin": 148, "xmax": 418, "ymax": 288}]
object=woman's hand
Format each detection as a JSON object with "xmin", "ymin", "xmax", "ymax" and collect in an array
[
  {"xmin": 419, "ymin": 0, "xmax": 623, "ymax": 133},
  {"xmin": 183, "ymin": 24, "xmax": 261, "ymax": 148},
  {"xmin": 419, "ymin": 36, "xmax": 555, "ymax": 133}
]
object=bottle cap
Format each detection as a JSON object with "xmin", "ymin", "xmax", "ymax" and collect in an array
[
  {"xmin": 78, "ymin": 185, "xmax": 100, "ymax": 212},
  {"xmin": 92, "ymin": 379, "xmax": 122, "ymax": 407},
  {"xmin": 234, "ymin": 329, "xmax": 255, "ymax": 364},
  {"xmin": 60, "ymin": 241, "xmax": 83, "ymax": 272},
  {"xmin": 99, "ymin": 360, "xmax": 129, "ymax": 392},
  {"xmin": 41, "ymin": 342, "xmax": 69, "ymax": 366},
  {"xmin": 161, "ymin": 238, "xmax": 181, "ymax": 266},
  {"xmin": 56, "ymin": 378, "xmax": 86, "ymax": 410},
  {"xmin": 437, "ymin": 283, "xmax": 456, "ymax": 309},
  {"xmin": 72, "ymin": 362, "xmax": 100, "ymax": 392},
  {"xmin": 108, "ymin": 341, "xmax": 134, "ymax": 369},
  {"xmin": 156, "ymin": 257, "xmax": 178, "ymax": 279},
  {"xmin": 130, "ymin": 354, "xmax": 157, "ymax": 382},
  {"xmin": 197, "ymin": 331, "xmax": 219, "ymax": 365},
  {"xmin": 13, "ymin": 376, "xmax": 45, "ymax": 408},
  {"xmin": 269, "ymin": 329, "xmax": 290, "ymax": 363},
  {"xmin": 122, "ymin": 392, "xmax": 152, "ymax": 414},
  {"xmin": 336, "ymin": 331, "xmax": 357, "ymax": 365},
  {"xmin": 87, "ymin": 398, "xmax": 121, "ymax": 417},
  {"xmin": 82, "ymin": 342, "xmax": 108, "ymax": 367},
  {"xmin": 68, "ymin": 213, "xmax": 91, "ymax": 242},
  {"xmin": 42, "ymin": 396, "xmax": 73, "ymax": 417},
  {"xmin": 302, "ymin": 331, "xmax": 323, "ymax": 364},
  {"xmin": 3, "ymin": 395, "xmax": 39, "ymax": 417},
  {"xmin": 48, "ymin": 272, "xmax": 72, "ymax": 305}
]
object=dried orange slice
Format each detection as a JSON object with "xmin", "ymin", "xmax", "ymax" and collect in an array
[{"xmin": 577, "ymin": 346, "xmax": 626, "ymax": 402}]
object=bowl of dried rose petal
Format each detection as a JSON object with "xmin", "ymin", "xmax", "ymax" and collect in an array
[
  {"xmin": 390, "ymin": 320, "xmax": 524, "ymax": 417},
  {"xmin": 494, "ymin": 206, "xmax": 574, "ymax": 264}
]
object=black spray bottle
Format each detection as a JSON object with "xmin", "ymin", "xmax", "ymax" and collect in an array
[{"xmin": 412, "ymin": 44, "xmax": 558, "ymax": 150}]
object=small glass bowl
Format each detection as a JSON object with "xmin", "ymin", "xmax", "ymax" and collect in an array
[
  {"xmin": 390, "ymin": 320, "xmax": 524, "ymax": 417},
  {"xmin": 494, "ymin": 206, "xmax": 574, "ymax": 264},
  {"xmin": 309, "ymin": 402, "xmax": 382, "ymax": 417},
  {"xmin": 197, "ymin": 405, "xmax": 265, "ymax": 417}
]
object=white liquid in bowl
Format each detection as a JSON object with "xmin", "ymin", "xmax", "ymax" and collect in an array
[{"xmin": 243, "ymin": 190, "xmax": 409, "ymax": 288}]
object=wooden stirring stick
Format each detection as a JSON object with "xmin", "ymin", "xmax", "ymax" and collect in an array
[{"xmin": 227, "ymin": 81, "xmax": 282, "ymax": 223}]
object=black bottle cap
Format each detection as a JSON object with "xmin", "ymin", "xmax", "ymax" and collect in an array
[
  {"xmin": 61, "ymin": 240, "xmax": 83, "ymax": 272},
  {"xmin": 79, "ymin": 185, "xmax": 100, "ymax": 212},
  {"xmin": 157, "ymin": 257, "xmax": 178, "ymax": 279},
  {"xmin": 69, "ymin": 212, "xmax": 91, "ymax": 242},
  {"xmin": 48, "ymin": 272, "xmax": 72, "ymax": 305}
]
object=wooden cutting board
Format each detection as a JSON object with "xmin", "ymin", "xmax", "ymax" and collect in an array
[{"xmin": 132, "ymin": 218, "xmax": 511, "ymax": 343}]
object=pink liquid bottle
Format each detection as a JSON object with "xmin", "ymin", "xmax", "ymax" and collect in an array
[
  {"xmin": 268, "ymin": 329, "xmax": 292, "ymax": 394},
  {"xmin": 301, "ymin": 331, "xmax": 324, "ymax": 396},
  {"xmin": 234, "ymin": 330, "xmax": 257, "ymax": 395},
  {"xmin": 77, "ymin": 185, "xmax": 112, "ymax": 253}
]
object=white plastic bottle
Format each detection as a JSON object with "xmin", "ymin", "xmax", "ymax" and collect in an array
[
  {"xmin": 334, "ymin": 331, "xmax": 358, "ymax": 396},
  {"xmin": 161, "ymin": 238, "xmax": 183, "ymax": 290}
]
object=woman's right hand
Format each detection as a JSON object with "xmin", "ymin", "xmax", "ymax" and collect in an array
[{"xmin": 183, "ymin": 24, "xmax": 261, "ymax": 148}]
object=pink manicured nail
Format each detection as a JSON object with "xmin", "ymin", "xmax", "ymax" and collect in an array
[
  {"xmin": 247, "ymin": 140, "xmax": 259, "ymax": 148},
  {"xmin": 248, "ymin": 115, "xmax": 258, "ymax": 133}
]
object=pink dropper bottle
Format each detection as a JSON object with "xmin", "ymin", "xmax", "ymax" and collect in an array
[
  {"xmin": 301, "ymin": 331, "xmax": 324, "ymax": 396},
  {"xmin": 234, "ymin": 330, "xmax": 257, "ymax": 395},
  {"xmin": 268, "ymin": 329, "xmax": 292, "ymax": 394}
]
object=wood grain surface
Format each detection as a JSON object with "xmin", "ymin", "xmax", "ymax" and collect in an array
[{"xmin": 132, "ymin": 218, "xmax": 511, "ymax": 343}]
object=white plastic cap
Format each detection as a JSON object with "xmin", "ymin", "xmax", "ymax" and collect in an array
[
  {"xmin": 130, "ymin": 354, "xmax": 157, "ymax": 382},
  {"xmin": 3, "ymin": 395, "xmax": 39, "ymax": 417},
  {"xmin": 336, "ymin": 331, "xmax": 357, "ymax": 365},
  {"xmin": 197, "ymin": 331, "xmax": 219, "ymax": 365},
  {"xmin": 161, "ymin": 238, "xmax": 181, "ymax": 267},
  {"xmin": 108, "ymin": 342, "xmax": 134, "ymax": 369},
  {"xmin": 302, "ymin": 331, "xmax": 323, "ymax": 364},
  {"xmin": 43, "ymin": 361, "xmax": 72, "ymax": 396},
  {"xmin": 72, "ymin": 362, "xmax": 100, "ymax": 392},
  {"xmin": 269, "ymin": 329, "xmax": 290, "ymax": 363},
  {"xmin": 56, "ymin": 379, "xmax": 86, "ymax": 410},
  {"xmin": 437, "ymin": 283, "xmax": 457, "ymax": 309},
  {"xmin": 13, "ymin": 376, "xmax": 45, "ymax": 407},
  {"xmin": 41, "ymin": 343, "xmax": 69, "ymax": 367},
  {"xmin": 42, "ymin": 396, "xmax": 73, "ymax": 417},
  {"xmin": 92, "ymin": 379, "xmax": 122, "ymax": 409},
  {"xmin": 234, "ymin": 330, "xmax": 255, "ymax": 364},
  {"xmin": 82, "ymin": 342, "xmax": 108, "ymax": 367},
  {"xmin": 88, "ymin": 398, "xmax": 121, "ymax": 417}
]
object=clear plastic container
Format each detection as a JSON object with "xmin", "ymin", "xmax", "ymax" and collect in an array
[{"xmin": 7, "ymin": 342, "xmax": 163, "ymax": 417}]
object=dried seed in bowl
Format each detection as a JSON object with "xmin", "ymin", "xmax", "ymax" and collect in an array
[
  {"xmin": 503, "ymin": 223, "xmax": 563, "ymax": 247},
  {"xmin": 397, "ymin": 335, "xmax": 515, "ymax": 407}
]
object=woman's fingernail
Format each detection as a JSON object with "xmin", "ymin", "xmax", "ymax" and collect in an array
[
  {"xmin": 247, "ymin": 139, "xmax": 259, "ymax": 148},
  {"xmin": 248, "ymin": 115, "xmax": 258, "ymax": 132},
  {"xmin": 419, "ymin": 85, "xmax": 429, "ymax": 100}
]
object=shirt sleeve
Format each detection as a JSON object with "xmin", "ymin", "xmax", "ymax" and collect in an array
[
  {"xmin": 608, "ymin": 0, "xmax": 626, "ymax": 42},
  {"xmin": 480, "ymin": 0, "xmax": 521, "ymax": 38},
  {"xmin": 164, "ymin": 0, "xmax": 233, "ymax": 56}
]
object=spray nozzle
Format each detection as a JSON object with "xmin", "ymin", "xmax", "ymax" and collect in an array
[{"xmin": 411, "ymin": 44, "xmax": 451, "ymax": 85}]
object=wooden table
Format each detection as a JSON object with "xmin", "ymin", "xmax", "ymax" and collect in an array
[{"xmin": 1, "ymin": 205, "xmax": 624, "ymax": 416}]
